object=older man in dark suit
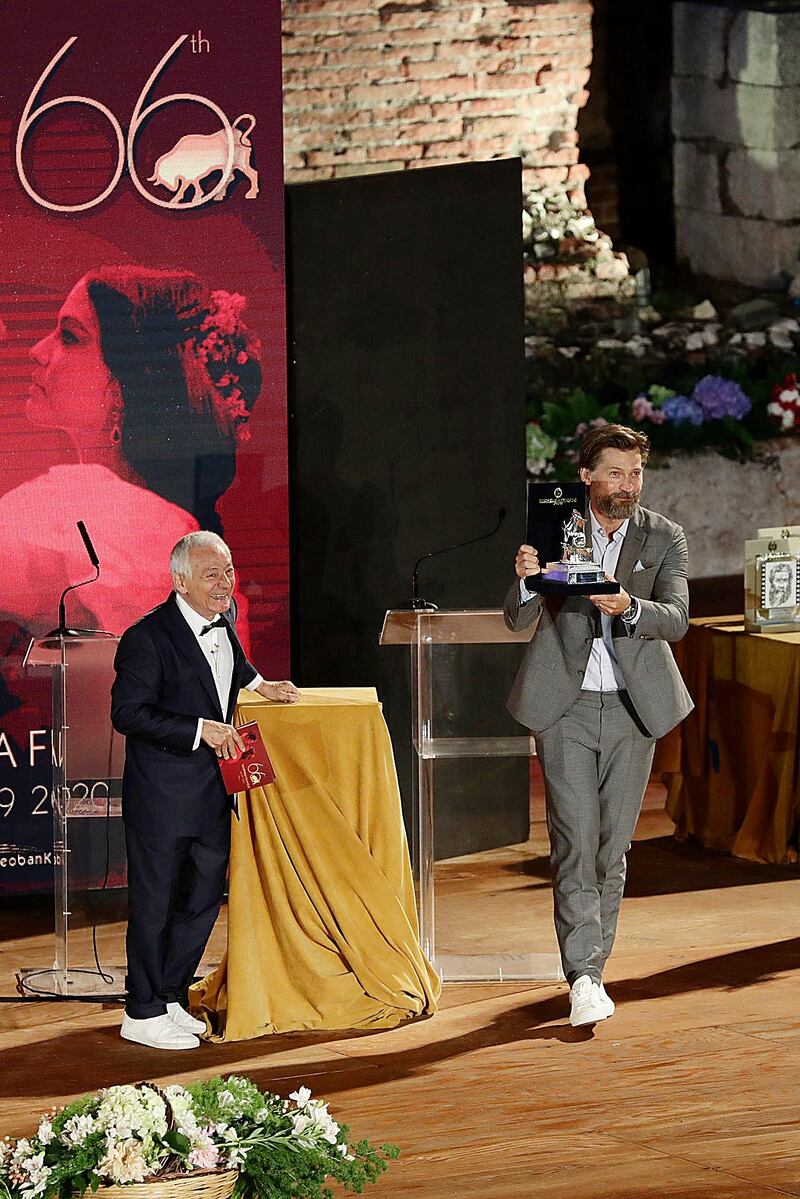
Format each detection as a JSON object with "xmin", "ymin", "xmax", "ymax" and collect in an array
[
  {"xmin": 505, "ymin": 425, "xmax": 693, "ymax": 1028},
  {"xmin": 111, "ymin": 530, "xmax": 299, "ymax": 1050}
]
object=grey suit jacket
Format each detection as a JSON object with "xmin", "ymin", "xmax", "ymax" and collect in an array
[{"xmin": 504, "ymin": 504, "xmax": 694, "ymax": 739}]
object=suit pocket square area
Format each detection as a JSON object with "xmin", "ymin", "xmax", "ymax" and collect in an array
[{"xmin": 633, "ymin": 560, "xmax": 652, "ymax": 572}]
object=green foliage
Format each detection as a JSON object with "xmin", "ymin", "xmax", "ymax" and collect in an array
[
  {"xmin": 37, "ymin": 1135, "xmax": 106, "ymax": 1199},
  {"xmin": 163, "ymin": 1132, "xmax": 191, "ymax": 1156},
  {"xmin": 525, "ymin": 343, "xmax": 799, "ymax": 478},
  {"xmin": 233, "ymin": 1134, "xmax": 392, "ymax": 1199},
  {"xmin": 649, "ymin": 288, "xmax": 697, "ymax": 316}
]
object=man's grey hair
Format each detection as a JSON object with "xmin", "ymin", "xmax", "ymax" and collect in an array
[{"xmin": 170, "ymin": 531, "xmax": 230, "ymax": 580}]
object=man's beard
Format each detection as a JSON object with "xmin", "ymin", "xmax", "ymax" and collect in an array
[{"xmin": 595, "ymin": 491, "xmax": 639, "ymax": 519}]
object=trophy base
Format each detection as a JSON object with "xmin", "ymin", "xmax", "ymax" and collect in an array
[
  {"xmin": 745, "ymin": 617, "xmax": 800, "ymax": 634},
  {"xmin": 525, "ymin": 569, "xmax": 620, "ymax": 596}
]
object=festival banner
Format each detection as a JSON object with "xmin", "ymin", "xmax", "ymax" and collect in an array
[{"xmin": 0, "ymin": 0, "xmax": 288, "ymax": 891}]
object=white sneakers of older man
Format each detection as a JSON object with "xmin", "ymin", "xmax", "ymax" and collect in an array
[
  {"xmin": 166, "ymin": 1002, "xmax": 206, "ymax": 1034},
  {"xmin": 120, "ymin": 1007, "xmax": 204, "ymax": 1050},
  {"xmin": 569, "ymin": 976, "xmax": 615, "ymax": 1027}
]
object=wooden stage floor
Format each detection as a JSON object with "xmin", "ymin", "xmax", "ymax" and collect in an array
[{"xmin": 3, "ymin": 791, "xmax": 800, "ymax": 1198}]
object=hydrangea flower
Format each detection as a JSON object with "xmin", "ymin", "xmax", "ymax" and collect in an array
[
  {"xmin": 163, "ymin": 1086, "xmax": 200, "ymax": 1140},
  {"xmin": 631, "ymin": 395, "xmax": 666, "ymax": 425},
  {"xmin": 661, "ymin": 395, "xmax": 704, "ymax": 426},
  {"xmin": 525, "ymin": 422, "xmax": 557, "ymax": 476},
  {"xmin": 691, "ymin": 375, "xmax": 751, "ymax": 421},
  {"xmin": 95, "ymin": 1086, "xmax": 167, "ymax": 1144}
]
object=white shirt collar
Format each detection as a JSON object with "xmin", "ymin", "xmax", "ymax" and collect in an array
[
  {"xmin": 589, "ymin": 508, "xmax": 629, "ymax": 545},
  {"xmin": 175, "ymin": 592, "xmax": 217, "ymax": 637}
]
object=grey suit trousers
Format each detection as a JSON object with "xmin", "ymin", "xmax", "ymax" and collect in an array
[{"xmin": 535, "ymin": 690, "xmax": 655, "ymax": 985}]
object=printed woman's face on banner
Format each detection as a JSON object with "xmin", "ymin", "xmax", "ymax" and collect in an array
[{"xmin": 28, "ymin": 279, "xmax": 115, "ymax": 441}]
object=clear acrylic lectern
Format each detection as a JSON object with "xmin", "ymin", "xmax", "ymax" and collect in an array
[
  {"xmin": 380, "ymin": 609, "xmax": 562, "ymax": 983},
  {"xmin": 22, "ymin": 634, "xmax": 127, "ymax": 997}
]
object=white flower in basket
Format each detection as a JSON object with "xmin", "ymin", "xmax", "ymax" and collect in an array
[{"xmin": 0, "ymin": 1076, "xmax": 397, "ymax": 1199}]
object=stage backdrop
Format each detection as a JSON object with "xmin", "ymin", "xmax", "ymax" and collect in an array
[
  {"xmin": 287, "ymin": 159, "xmax": 529, "ymax": 859},
  {"xmin": 0, "ymin": 0, "xmax": 288, "ymax": 893}
]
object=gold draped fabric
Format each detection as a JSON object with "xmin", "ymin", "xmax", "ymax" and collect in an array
[
  {"xmin": 190, "ymin": 688, "xmax": 441, "ymax": 1041},
  {"xmin": 662, "ymin": 617, "xmax": 800, "ymax": 864}
]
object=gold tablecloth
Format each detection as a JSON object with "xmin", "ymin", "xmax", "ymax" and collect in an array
[
  {"xmin": 190, "ymin": 688, "xmax": 441, "ymax": 1041},
  {"xmin": 662, "ymin": 616, "xmax": 800, "ymax": 864}
]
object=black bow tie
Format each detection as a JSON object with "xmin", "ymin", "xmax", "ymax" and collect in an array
[{"xmin": 200, "ymin": 617, "xmax": 227, "ymax": 636}]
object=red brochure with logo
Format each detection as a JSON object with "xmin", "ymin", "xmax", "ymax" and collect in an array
[{"xmin": 218, "ymin": 721, "xmax": 276, "ymax": 794}]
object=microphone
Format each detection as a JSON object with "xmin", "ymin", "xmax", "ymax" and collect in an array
[
  {"xmin": 402, "ymin": 507, "xmax": 508, "ymax": 611},
  {"xmin": 44, "ymin": 521, "xmax": 113, "ymax": 641},
  {"xmin": 77, "ymin": 520, "xmax": 100, "ymax": 569}
]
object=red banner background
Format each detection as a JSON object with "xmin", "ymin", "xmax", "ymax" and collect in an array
[{"xmin": 0, "ymin": 0, "xmax": 288, "ymax": 890}]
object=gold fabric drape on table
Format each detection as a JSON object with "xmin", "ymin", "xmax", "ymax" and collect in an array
[
  {"xmin": 190, "ymin": 688, "xmax": 441, "ymax": 1041},
  {"xmin": 662, "ymin": 617, "xmax": 800, "ymax": 864}
]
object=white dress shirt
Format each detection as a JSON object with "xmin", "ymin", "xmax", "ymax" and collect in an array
[
  {"xmin": 520, "ymin": 508, "xmax": 640, "ymax": 693},
  {"xmin": 581, "ymin": 512, "xmax": 630, "ymax": 692},
  {"xmin": 175, "ymin": 593, "xmax": 263, "ymax": 750}
]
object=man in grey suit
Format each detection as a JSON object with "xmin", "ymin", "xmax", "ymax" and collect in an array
[{"xmin": 505, "ymin": 424, "xmax": 693, "ymax": 1027}]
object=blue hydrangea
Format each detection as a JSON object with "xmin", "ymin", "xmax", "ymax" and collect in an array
[
  {"xmin": 661, "ymin": 394, "xmax": 704, "ymax": 426},
  {"xmin": 692, "ymin": 375, "xmax": 751, "ymax": 420}
]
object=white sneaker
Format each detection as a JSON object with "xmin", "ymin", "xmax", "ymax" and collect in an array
[
  {"xmin": 167, "ymin": 1002, "xmax": 206, "ymax": 1035},
  {"xmin": 597, "ymin": 981, "xmax": 615, "ymax": 1018},
  {"xmin": 569, "ymin": 975, "xmax": 612, "ymax": 1027},
  {"xmin": 120, "ymin": 1012, "xmax": 199, "ymax": 1050}
]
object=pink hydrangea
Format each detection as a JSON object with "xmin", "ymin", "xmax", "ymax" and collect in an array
[{"xmin": 632, "ymin": 396, "xmax": 666, "ymax": 425}]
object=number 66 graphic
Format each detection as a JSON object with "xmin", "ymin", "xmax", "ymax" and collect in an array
[{"xmin": 15, "ymin": 35, "xmax": 235, "ymax": 212}]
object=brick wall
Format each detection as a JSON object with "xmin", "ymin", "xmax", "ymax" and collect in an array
[{"xmin": 281, "ymin": 0, "xmax": 593, "ymax": 203}]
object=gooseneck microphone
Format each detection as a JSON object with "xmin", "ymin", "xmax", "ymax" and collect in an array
[
  {"xmin": 403, "ymin": 507, "xmax": 508, "ymax": 611},
  {"xmin": 45, "ymin": 521, "xmax": 112, "ymax": 640},
  {"xmin": 76, "ymin": 519, "xmax": 100, "ymax": 569}
]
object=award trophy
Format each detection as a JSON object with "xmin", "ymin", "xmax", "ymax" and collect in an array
[
  {"xmin": 525, "ymin": 481, "xmax": 620, "ymax": 596},
  {"xmin": 745, "ymin": 528, "xmax": 800, "ymax": 633}
]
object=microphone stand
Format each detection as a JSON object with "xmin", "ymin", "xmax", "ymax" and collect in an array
[
  {"xmin": 400, "ymin": 507, "xmax": 508, "ymax": 611},
  {"xmin": 43, "ymin": 521, "xmax": 114, "ymax": 643}
]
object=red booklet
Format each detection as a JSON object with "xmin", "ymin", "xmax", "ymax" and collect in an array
[{"xmin": 218, "ymin": 720, "xmax": 276, "ymax": 795}]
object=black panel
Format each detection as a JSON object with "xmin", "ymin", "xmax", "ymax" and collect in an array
[{"xmin": 286, "ymin": 160, "xmax": 529, "ymax": 857}]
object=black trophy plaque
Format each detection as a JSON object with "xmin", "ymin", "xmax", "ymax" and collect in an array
[{"xmin": 525, "ymin": 481, "xmax": 620, "ymax": 596}]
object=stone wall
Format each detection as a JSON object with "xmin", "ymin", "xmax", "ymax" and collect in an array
[
  {"xmin": 281, "ymin": 0, "xmax": 593, "ymax": 202},
  {"xmin": 673, "ymin": 1, "xmax": 800, "ymax": 288},
  {"xmin": 644, "ymin": 441, "xmax": 800, "ymax": 579}
]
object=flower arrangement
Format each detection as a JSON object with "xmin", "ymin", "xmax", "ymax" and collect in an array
[
  {"xmin": 768, "ymin": 373, "xmax": 800, "ymax": 431},
  {"xmin": 524, "ymin": 362, "xmax": 793, "ymax": 479},
  {"xmin": 629, "ymin": 376, "xmax": 752, "ymax": 431},
  {"xmin": 526, "ymin": 388, "xmax": 621, "ymax": 478},
  {"xmin": 0, "ymin": 1076, "xmax": 397, "ymax": 1199}
]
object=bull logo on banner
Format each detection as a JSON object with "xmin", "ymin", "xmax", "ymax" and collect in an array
[
  {"xmin": 16, "ymin": 35, "xmax": 259, "ymax": 211},
  {"xmin": 149, "ymin": 114, "xmax": 259, "ymax": 206}
]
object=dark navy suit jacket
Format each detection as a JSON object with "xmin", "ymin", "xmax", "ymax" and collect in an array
[{"xmin": 110, "ymin": 593, "xmax": 258, "ymax": 837}]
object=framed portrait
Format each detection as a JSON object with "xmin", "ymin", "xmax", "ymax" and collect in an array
[{"xmin": 760, "ymin": 556, "xmax": 800, "ymax": 611}]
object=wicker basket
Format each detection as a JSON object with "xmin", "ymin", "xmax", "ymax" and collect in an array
[
  {"xmin": 96, "ymin": 1170, "xmax": 237, "ymax": 1199},
  {"xmin": 93, "ymin": 1085, "xmax": 237, "ymax": 1199}
]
